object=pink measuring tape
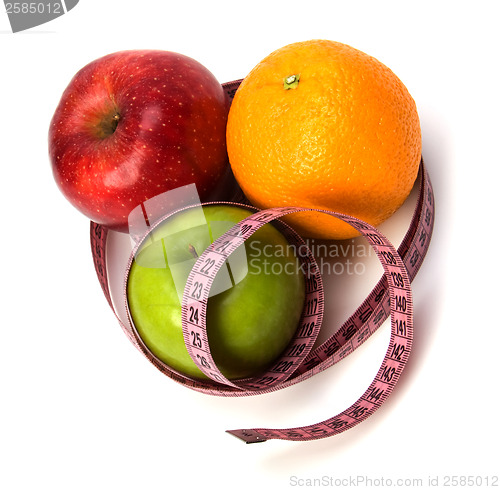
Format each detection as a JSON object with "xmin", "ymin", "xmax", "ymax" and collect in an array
[{"xmin": 90, "ymin": 80, "xmax": 435, "ymax": 444}]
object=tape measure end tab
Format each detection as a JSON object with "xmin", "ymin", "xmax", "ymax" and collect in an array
[{"xmin": 226, "ymin": 429, "xmax": 267, "ymax": 444}]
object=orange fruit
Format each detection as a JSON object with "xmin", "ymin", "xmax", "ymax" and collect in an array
[{"xmin": 226, "ymin": 39, "xmax": 421, "ymax": 240}]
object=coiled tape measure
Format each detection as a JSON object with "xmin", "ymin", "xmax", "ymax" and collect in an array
[{"xmin": 90, "ymin": 80, "xmax": 435, "ymax": 444}]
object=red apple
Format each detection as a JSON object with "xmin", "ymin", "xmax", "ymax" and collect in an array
[{"xmin": 49, "ymin": 50, "xmax": 230, "ymax": 232}]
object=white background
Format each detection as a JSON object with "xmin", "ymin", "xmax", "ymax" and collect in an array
[{"xmin": 1, "ymin": 1, "xmax": 498, "ymax": 489}]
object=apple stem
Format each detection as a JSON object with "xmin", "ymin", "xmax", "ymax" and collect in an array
[
  {"xmin": 188, "ymin": 244, "xmax": 199, "ymax": 258},
  {"xmin": 95, "ymin": 112, "xmax": 121, "ymax": 139},
  {"xmin": 110, "ymin": 113, "xmax": 120, "ymax": 132}
]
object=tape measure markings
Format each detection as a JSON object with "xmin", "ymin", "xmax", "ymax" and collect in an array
[
  {"xmin": 289, "ymin": 163, "xmax": 433, "ymax": 381},
  {"xmin": 218, "ymin": 206, "xmax": 413, "ymax": 442},
  {"xmin": 223, "ymin": 164, "xmax": 433, "ymax": 442},
  {"xmin": 181, "ymin": 209, "xmax": 325, "ymax": 391}
]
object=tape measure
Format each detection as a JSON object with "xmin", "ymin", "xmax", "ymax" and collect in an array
[{"xmin": 90, "ymin": 80, "xmax": 435, "ymax": 444}]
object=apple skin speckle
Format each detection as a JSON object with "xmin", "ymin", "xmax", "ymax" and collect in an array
[{"xmin": 49, "ymin": 49, "xmax": 230, "ymax": 233}]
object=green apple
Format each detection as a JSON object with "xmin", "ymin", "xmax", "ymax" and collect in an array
[{"xmin": 126, "ymin": 204, "xmax": 305, "ymax": 380}]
